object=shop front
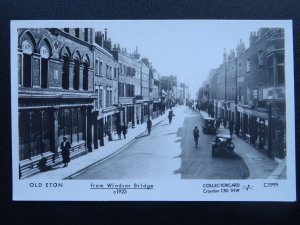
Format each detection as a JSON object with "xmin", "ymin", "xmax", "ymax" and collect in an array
[{"xmin": 18, "ymin": 97, "xmax": 94, "ymax": 178}]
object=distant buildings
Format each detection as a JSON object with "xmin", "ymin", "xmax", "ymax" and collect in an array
[{"xmin": 199, "ymin": 28, "xmax": 286, "ymax": 159}]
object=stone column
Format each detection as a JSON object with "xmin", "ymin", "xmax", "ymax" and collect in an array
[
  {"xmin": 79, "ymin": 65, "xmax": 83, "ymax": 90},
  {"xmin": 53, "ymin": 108, "xmax": 59, "ymax": 161},
  {"xmin": 87, "ymin": 107, "xmax": 92, "ymax": 152}
]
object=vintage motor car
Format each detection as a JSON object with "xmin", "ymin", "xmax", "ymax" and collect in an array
[
  {"xmin": 211, "ymin": 134, "xmax": 235, "ymax": 157},
  {"xmin": 202, "ymin": 117, "xmax": 216, "ymax": 134}
]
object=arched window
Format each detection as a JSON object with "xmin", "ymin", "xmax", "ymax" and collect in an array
[
  {"xmin": 62, "ymin": 54, "xmax": 70, "ymax": 90},
  {"xmin": 73, "ymin": 57, "xmax": 80, "ymax": 90},
  {"xmin": 83, "ymin": 61, "xmax": 89, "ymax": 90},
  {"xmin": 22, "ymin": 40, "xmax": 33, "ymax": 87},
  {"xmin": 40, "ymin": 46, "xmax": 50, "ymax": 88}
]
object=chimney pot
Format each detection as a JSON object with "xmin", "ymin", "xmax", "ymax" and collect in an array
[{"xmin": 104, "ymin": 28, "xmax": 107, "ymax": 41}]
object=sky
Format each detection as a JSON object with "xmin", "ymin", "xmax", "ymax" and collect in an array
[{"xmin": 78, "ymin": 20, "xmax": 287, "ymax": 98}]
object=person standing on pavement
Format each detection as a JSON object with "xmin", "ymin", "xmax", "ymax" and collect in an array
[
  {"xmin": 193, "ymin": 126, "xmax": 200, "ymax": 148},
  {"xmin": 60, "ymin": 136, "xmax": 71, "ymax": 167},
  {"xmin": 168, "ymin": 110, "xmax": 174, "ymax": 124},
  {"xmin": 117, "ymin": 124, "xmax": 122, "ymax": 140},
  {"xmin": 147, "ymin": 118, "xmax": 152, "ymax": 135},
  {"xmin": 223, "ymin": 118, "xmax": 227, "ymax": 128},
  {"xmin": 122, "ymin": 123, "xmax": 128, "ymax": 139}
]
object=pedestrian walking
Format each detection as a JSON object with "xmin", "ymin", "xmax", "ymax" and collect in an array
[
  {"xmin": 193, "ymin": 126, "xmax": 200, "ymax": 148},
  {"xmin": 168, "ymin": 110, "xmax": 174, "ymax": 124},
  {"xmin": 117, "ymin": 124, "xmax": 122, "ymax": 140},
  {"xmin": 147, "ymin": 118, "xmax": 152, "ymax": 135},
  {"xmin": 223, "ymin": 118, "xmax": 227, "ymax": 128},
  {"xmin": 122, "ymin": 123, "xmax": 128, "ymax": 139},
  {"xmin": 60, "ymin": 136, "xmax": 71, "ymax": 167},
  {"xmin": 216, "ymin": 117, "xmax": 221, "ymax": 129}
]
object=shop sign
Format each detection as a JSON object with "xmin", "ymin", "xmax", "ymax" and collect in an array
[
  {"xmin": 254, "ymin": 110, "xmax": 268, "ymax": 119},
  {"xmin": 119, "ymin": 97, "xmax": 133, "ymax": 105}
]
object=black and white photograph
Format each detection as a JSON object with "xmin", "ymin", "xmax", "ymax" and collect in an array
[{"xmin": 11, "ymin": 20, "xmax": 296, "ymax": 201}]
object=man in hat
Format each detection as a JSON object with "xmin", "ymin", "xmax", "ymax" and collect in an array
[{"xmin": 60, "ymin": 136, "xmax": 71, "ymax": 167}]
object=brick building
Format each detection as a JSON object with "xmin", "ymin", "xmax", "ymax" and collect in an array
[
  {"xmin": 202, "ymin": 28, "xmax": 286, "ymax": 159},
  {"xmin": 18, "ymin": 28, "xmax": 95, "ymax": 178},
  {"xmin": 151, "ymin": 68, "xmax": 162, "ymax": 118},
  {"xmin": 94, "ymin": 30, "xmax": 119, "ymax": 148},
  {"xmin": 110, "ymin": 45, "xmax": 142, "ymax": 127}
]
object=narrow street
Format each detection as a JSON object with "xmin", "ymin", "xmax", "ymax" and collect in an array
[{"xmin": 72, "ymin": 106, "xmax": 248, "ymax": 179}]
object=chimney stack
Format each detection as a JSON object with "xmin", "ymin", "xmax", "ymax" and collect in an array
[
  {"xmin": 249, "ymin": 31, "xmax": 258, "ymax": 47},
  {"xmin": 104, "ymin": 28, "xmax": 107, "ymax": 41},
  {"xmin": 95, "ymin": 31, "xmax": 104, "ymax": 47}
]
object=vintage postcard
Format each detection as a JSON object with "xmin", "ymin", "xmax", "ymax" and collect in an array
[{"xmin": 11, "ymin": 20, "xmax": 296, "ymax": 201}]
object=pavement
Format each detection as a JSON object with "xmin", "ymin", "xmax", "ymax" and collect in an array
[
  {"xmin": 29, "ymin": 111, "xmax": 168, "ymax": 180},
  {"xmin": 199, "ymin": 110, "xmax": 287, "ymax": 179}
]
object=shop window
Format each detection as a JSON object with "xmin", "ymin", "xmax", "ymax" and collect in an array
[
  {"xmin": 30, "ymin": 111, "xmax": 42, "ymax": 157},
  {"xmin": 58, "ymin": 109, "xmax": 65, "ymax": 141},
  {"xmin": 72, "ymin": 109, "xmax": 78, "ymax": 143},
  {"xmin": 78, "ymin": 109, "xmax": 83, "ymax": 141},
  {"xmin": 99, "ymin": 88, "xmax": 103, "ymax": 108},
  {"xmin": 19, "ymin": 112, "xmax": 30, "ymax": 161}
]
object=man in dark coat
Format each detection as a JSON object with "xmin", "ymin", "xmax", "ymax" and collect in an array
[
  {"xmin": 117, "ymin": 124, "xmax": 122, "ymax": 140},
  {"xmin": 122, "ymin": 123, "xmax": 128, "ymax": 139},
  {"xmin": 193, "ymin": 126, "xmax": 200, "ymax": 147},
  {"xmin": 60, "ymin": 136, "xmax": 71, "ymax": 167},
  {"xmin": 147, "ymin": 118, "xmax": 152, "ymax": 135}
]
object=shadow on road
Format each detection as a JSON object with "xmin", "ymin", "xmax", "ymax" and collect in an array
[
  {"xmin": 173, "ymin": 113, "xmax": 249, "ymax": 179},
  {"xmin": 135, "ymin": 134, "xmax": 150, "ymax": 139},
  {"xmin": 164, "ymin": 132, "xmax": 177, "ymax": 136}
]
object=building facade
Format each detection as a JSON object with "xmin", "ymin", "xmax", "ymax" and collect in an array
[
  {"xmin": 201, "ymin": 28, "xmax": 286, "ymax": 159},
  {"xmin": 94, "ymin": 30, "xmax": 119, "ymax": 148},
  {"xmin": 110, "ymin": 47, "xmax": 140, "ymax": 128},
  {"xmin": 18, "ymin": 28, "xmax": 95, "ymax": 178}
]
